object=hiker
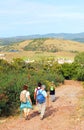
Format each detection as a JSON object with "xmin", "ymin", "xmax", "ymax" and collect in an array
[
  {"xmin": 20, "ymin": 85, "xmax": 32, "ymax": 120},
  {"xmin": 36, "ymin": 84, "xmax": 47, "ymax": 120},
  {"xmin": 49, "ymin": 81, "xmax": 56, "ymax": 102},
  {"xmin": 34, "ymin": 82, "xmax": 42, "ymax": 104}
]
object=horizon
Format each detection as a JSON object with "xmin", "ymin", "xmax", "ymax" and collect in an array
[
  {"xmin": 0, "ymin": 32, "xmax": 84, "ymax": 39},
  {"xmin": 0, "ymin": 0, "xmax": 84, "ymax": 38},
  {"xmin": 1, "ymin": 32, "xmax": 84, "ymax": 39}
]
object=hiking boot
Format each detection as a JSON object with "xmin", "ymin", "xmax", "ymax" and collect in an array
[
  {"xmin": 38, "ymin": 111, "xmax": 41, "ymax": 114},
  {"xmin": 40, "ymin": 116, "xmax": 44, "ymax": 120},
  {"xmin": 25, "ymin": 116, "xmax": 28, "ymax": 120},
  {"xmin": 25, "ymin": 116, "xmax": 30, "ymax": 120}
]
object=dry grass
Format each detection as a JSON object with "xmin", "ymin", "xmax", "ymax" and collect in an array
[
  {"xmin": 11, "ymin": 38, "xmax": 84, "ymax": 52},
  {"xmin": 12, "ymin": 40, "xmax": 32, "ymax": 51},
  {"xmin": 44, "ymin": 39, "xmax": 84, "ymax": 52}
]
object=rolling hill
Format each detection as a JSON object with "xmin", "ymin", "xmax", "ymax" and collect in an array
[
  {"xmin": 0, "ymin": 38, "xmax": 84, "ymax": 62},
  {"xmin": 7, "ymin": 38, "xmax": 84, "ymax": 52}
]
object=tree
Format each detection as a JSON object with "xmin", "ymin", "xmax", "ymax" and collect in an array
[
  {"xmin": 74, "ymin": 52, "xmax": 84, "ymax": 81},
  {"xmin": 74, "ymin": 52, "xmax": 84, "ymax": 66}
]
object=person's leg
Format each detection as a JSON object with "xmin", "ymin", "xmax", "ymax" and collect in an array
[
  {"xmin": 26, "ymin": 108, "xmax": 31, "ymax": 120},
  {"xmin": 53, "ymin": 94, "xmax": 56, "ymax": 101},
  {"xmin": 23, "ymin": 108, "xmax": 27, "ymax": 119},
  {"xmin": 50, "ymin": 95, "xmax": 53, "ymax": 101},
  {"xmin": 50, "ymin": 95, "xmax": 56, "ymax": 102},
  {"xmin": 37, "ymin": 103, "xmax": 41, "ymax": 114},
  {"xmin": 40, "ymin": 102, "xmax": 46, "ymax": 119}
]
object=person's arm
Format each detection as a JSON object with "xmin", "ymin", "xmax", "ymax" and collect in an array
[
  {"xmin": 26, "ymin": 92, "xmax": 32, "ymax": 105},
  {"xmin": 34, "ymin": 88, "xmax": 37, "ymax": 100},
  {"xmin": 34, "ymin": 92, "xmax": 36, "ymax": 100},
  {"xmin": 28, "ymin": 95, "xmax": 32, "ymax": 105}
]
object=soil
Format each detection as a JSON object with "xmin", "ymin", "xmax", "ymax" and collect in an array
[{"xmin": 0, "ymin": 80, "xmax": 84, "ymax": 130}]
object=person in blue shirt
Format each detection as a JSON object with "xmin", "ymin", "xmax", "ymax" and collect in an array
[{"xmin": 36, "ymin": 85, "xmax": 47, "ymax": 120}]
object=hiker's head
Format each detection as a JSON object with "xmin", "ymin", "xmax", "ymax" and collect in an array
[
  {"xmin": 23, "ymin": 85, "xmax": 28, "ymax": 90},
  {"xmin": 41, "ymin": 85, "xmax": 46, "ymax": 90},
  {"xmin": 38, "ymin": 82, "xmax": 42, "ymax": 87}
]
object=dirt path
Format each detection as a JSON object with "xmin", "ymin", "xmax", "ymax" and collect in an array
[{"xmin": 0, "ymin": 80, "xmax": 84, "ymax": 130}]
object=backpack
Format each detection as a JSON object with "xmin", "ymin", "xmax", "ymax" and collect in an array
[
  {"xmin": 20, "ymin": 90, "xmax": 27, "ymax": 103},
  {"xmin": 36, "ymin": 90, "xmax": 45, "ymax": 104}
]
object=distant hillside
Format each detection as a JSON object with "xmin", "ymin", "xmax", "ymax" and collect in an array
[
  {"xmin": 23, "ymin": 38, "xmax": 84, "ymax": 53},
  {"xmin": 3, "ymin": 38, "xmax": 83, "ymax": 53},
  {"xmin": 0, "ymin": 38, "xmax": 84, "ymax": 62},
  {"xmin": 0, "ymin": 32, "xmax": 84, "ymax": 45},
  {"xmin": 0, "ymin": 37, "xmax": 25, "ymax": 45}
]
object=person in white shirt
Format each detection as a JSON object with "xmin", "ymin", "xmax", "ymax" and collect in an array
[{"xmin": 20, "ymin": 85, "xmax": 32, "ymax": 120}]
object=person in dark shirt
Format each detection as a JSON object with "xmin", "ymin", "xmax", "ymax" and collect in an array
[{"xmin": 49, "ymin": 81, "xmax": 56, "ymax": 102}]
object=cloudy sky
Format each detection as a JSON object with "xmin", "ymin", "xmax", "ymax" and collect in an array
[{"xmin": 0, "ymin": 0, "xmax": 84, "ymax": 37}]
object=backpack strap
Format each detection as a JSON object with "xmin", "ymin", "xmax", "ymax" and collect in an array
[{"xmin": 36, "ymin": 87, "xmax": 41, "ymax": 95}]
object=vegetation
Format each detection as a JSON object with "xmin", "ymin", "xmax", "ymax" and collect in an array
[
  {"xmin": 0, "ymin": 58, "xmax": 64, "ymax": 116},
  {"xmin": 74, "ymin": 52, "xmax": 84, "ymax": 81},
  {"xmin": 24, "ymin": 38, "xmax": 47, "ymax": 51}
]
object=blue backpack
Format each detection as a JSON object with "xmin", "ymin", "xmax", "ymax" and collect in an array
[{"xmin": 36, "ymin": 90, "xmax": 45, "ymax": 104}]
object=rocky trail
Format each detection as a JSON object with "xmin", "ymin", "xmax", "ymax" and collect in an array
[{"xmin": 0, "ymin": 80, "xmax": 84, "ymax": 130}]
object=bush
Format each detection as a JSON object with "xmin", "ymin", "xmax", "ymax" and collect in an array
[
  {"xmin": 76, "ymin": 67, "xmax": 84, "ymax": 81},
  {"xmin": 61, "ymin": 63, "xmax": 73, "ymax": 79}
]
